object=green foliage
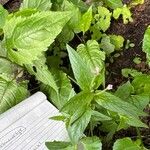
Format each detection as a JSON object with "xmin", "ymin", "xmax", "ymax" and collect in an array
[
  {"xmin": 94, "ymin": 6, "xmax": 112, "ymax": 32},
  {"xmin": 0, "ymin": 4, "xmax": 8, "ymax": 30},
  {"xmin": 20, "ymin": 0, "xmax": 52, "ymax": 11},
  {"xmin": 80, "ymin": 136, "xmax": 102, "ymax": 150},
  {"xmin": 130, "ymin": 0, "xmax": 144, "ymax": 6},
  {"xmin": 78, "ymin": 6, "xmax": 93, "ymax": 34},
  {"xmin": 0, "ymin": 1, "xmax": 149, "ymax": 149},
  {"xmin": 4, "ymin": 11, "xmax": 72, "ymax": 65},
  {"xmin": 104, "ymin": 0, "xmax": 123, "ymax": 9},
  {"xmin": 113, "ymin": 137, "xmax": 147, "ymax": 150},
  {"xmin": 113, "ymin": 5, "xmax": 133, "ymax": 24},
  {"xmin": 0, "ymin": 75, "xmax": 28, "ymax": 114},
  {"xmin": 143, "ymin": 26, "xmax": 150, "ymax": 66}
]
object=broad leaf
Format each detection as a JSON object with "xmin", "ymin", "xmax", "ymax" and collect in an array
[
  {"xmin": 45, "ymin": 141, "xmax": 74, "ymax": 150},
  {"xmin": 78, "ymin": 6, "xmax": 92, "ymax": 34},
  {"xmin": 0, "ymin": 75, "xmax": 28, "ymax": 114},
  {"xmin": 66, "ymin": 45, "xmax": 93, "ymax": 91},
  {"xmin": 67, "ymin": 108, "xmax": 92, "ymax": 144},
  {"xmin": 80, "ymin": 136, "xmax": 102, "ymax": 150},
  {"xmin": 4, "ymin": 11, "xmax": 72, "ymax": 65},
  {"xmin": 41, "ymin": 69, "xmax": 75, "ymax": 109},
  {"xmin": 77, "ymin": 40, "xmax": 105, "ymax": 88},
  {"xmin": 0, "ymin": 5, "xmax": 8, "ymax": 29},
  {"xmin": 21, "ymin": 0, "xmax": 52, "ymax": 11},
  {"xmin": 104, "ymin": 0, "xmax": 123, "ymax": 9},
  {"xmin": 113, "ymin": 137, "xmax": 144, "ymax": 150},
  {"xmin": 95, "ymin": 91, "xmax": 146, "ymax": 118},
  {"xmin": 143, "ymin": 26, "xmax": 150, "ymax": 66}
]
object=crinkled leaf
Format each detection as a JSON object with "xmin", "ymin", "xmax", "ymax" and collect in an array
[
  {"xmin": 143, "ymin": 26, "xmax": 150, "ymax": 66},
  {"xmin": 78, "ymin": 6, "xmax": 92, "ymax": 34},
  {"xmin": 80, "ymin": 136, "xmax": 102, "ymax": 150},
  {"xmin": 94, "ymin": 6, "xmax": 111, "ymax": 32},
  {"xmin": 20, "ymin": 0, "xmax": 52, "ymax": 11},
  {"xmin": 66, "ymin": 45, "xmax": 93, "ymax": 91},
  {"xmin": 113, "ymin": 5, "xmax": 133, "ymax": 24},
  {"xmin": 0, "ymin": 75, "xmax": 28, "ymax": 114},
  {"xmin": 67, "ymin": 108, "xmax": 92, "ymax": 144},
  {"xmin": 95, "ymin": 91, "xmax": 146, "ymax": 118},
  {"xmin": 0, "ymin": 5, "xmax": 8, "ymax": 29},
  {"xmin": 4, "ymin": 11, "xmax": 71, "ymax": 65},
  {"xmin": 104, "ymin": 0, "xmax": 123, "ymax": 9},
  {"xmin": 45, "ymin": 141, "xmax": 74, "ymax": 150},
  {"xmin": 113, "ymin": 137, "xmax": 144, "ymax": 150},
  {"xmin": 41, "ymin": 69, "xmax": 75, "ymax": 109},
  {"xmin": 77, "ymin": 40, "xmax": 105, "ymax": 88}
]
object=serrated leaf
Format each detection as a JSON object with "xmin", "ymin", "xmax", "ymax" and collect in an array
[
  {"xmin": 104, "ymin": 0, "xmax": 123, "ymax": 9},
  {"xmin": 113, "ymin": 5, "xmax": 133, "ymax": 24},
  {"xmin": 0, "ymin": 75, "xmax": 28, "ymax": 114},
  {"xmin": 143, "ymin": 26, "xmax": 150, "ymax": 66},
  {"xmin": 0, "ymin": 5, "xmax": 8, "ymax": 29},
  {"xmin": 41, "ymin": 69, "xmax": 75, "ymax": 109},
  {"xmin": 77, "ymin": 40, "xmax": 105, "ymax": 88},
  {"xmin": 113, "ymin": 137, "xmax": 144, "ymax": 150},
  {"xmin": 80, "ymin": 136, "xmax": 102, "ymax": 150},
  {"xmin": 66, "ymin": 45, "xmax": 93, "ymax": 91},
  {"xmin": 4, "ymin": 11, "xmax": 72, "ymax": 65},
  {"xmin": 94, "ymin": 6, "xmax": 111, "ymax": 32},
  {"xmin": 78, "ymin": 6, "xmax": 92, "ymax": 34},
  {"xmin": 45, "ymin": 141, "xmax": 73, "ymax": 150},
  {"xmin": 67, "ymin": 108, "xmax": 92, "ymax": 144},
  {"xmin": 20, "ymin": 0, "xmax": 52, "ymax": 11},
  {"xmin": 95, "ymin": 91, "xmax": 146, "ymax": 118}
]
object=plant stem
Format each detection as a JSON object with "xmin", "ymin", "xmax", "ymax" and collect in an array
[{"xmin": 136, "ymin": 127, "xmax": 144, "ymax": 149}]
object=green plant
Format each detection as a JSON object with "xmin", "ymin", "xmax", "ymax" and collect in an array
[{"xmin": 0, "ymin": 0, "xmax": 149, "ymax": 149}]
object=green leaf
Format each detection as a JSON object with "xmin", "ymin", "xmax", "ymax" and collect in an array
[
  {"xmin": 26, "ymin": 60, "xmax": 58, "ymax": 92},
  {"xmin": 130, "ymin": 0, "xmax": 144, "ymax": 6},
  {"xmin": 143, "ymin": 26, "xmax": 150, "ymax": 66},
  {"xmin": 41, "ymin": 69, "xmax": 75, "ymax": 109},
  {"xmin": 61, "ymin": 91, "xmax": 94, "ymax": 117},
  {"xmin": 113, "ymin": 5, "xmax": 133, "ymax": 24},
  {"xmin": 78, "ymin": 6, "xmax": 92, "ymax": 34},
  {"xmin": 45, "ymin": 141, "xmax": 74, "ymax": 150},
  {"xmin": 80, "ymin": 136, "xmax": 102, "ymax": 150},
  {"xmin": 94, "ymin": 6, "xmax": 112, "ymax": 32},
  {"xmin": 109, "ymin": 35, "xmax": 124, "ymax": 50},
  {"xmin": 20, "ymin": 0, "xmax": 52, "ymax": 11},
  {"xmin": 121, "ymin": 68, "xmax": 142, "ymax": 78},
  {"xmin": 77, "ymin": 40, "xmax": 105, "ymax": 88},
  {"xmin": 67, "ymin": 108, "xmax": 92, "ymax": 144},
  {"xmin": 0, "ymin": 5, "xmax": 8, "ymax": 29},
  {"xmin": 113, "ymin": 137, "xmax": 144, "ymax": 150},
  {"xmin": 66, "ymin": 45, "xmax": 93, "ymax": 91},
  {"xmin": 115, "ymin": 81, "xmax": 134, "ymax": 100},
  {"xmin": 95, "ymin": 91, "xmax": 146, "ymax": 118},
  {"xmin": 100, "ymin": 35, "xmax": 115, "ymax": 55},
  {"xmin": 4, "ymin": 11, "xmax": 72, "ymax": 65},
  {"xmin": 104, "ymin": 0, "xmax": 123, "ymax": 9},
  {"xmin": 0, "ymin": 75, "xmax": 28, "ymax": 114}
]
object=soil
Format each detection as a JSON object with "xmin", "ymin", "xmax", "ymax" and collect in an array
[{"xmin": 2, "ymin": 0, "xmax": 150, "ymax": 149}]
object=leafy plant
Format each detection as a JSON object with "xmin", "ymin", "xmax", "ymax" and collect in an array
[{"xmin": 0, "ymin": 0, "xmax": 149, "ymax": 149}]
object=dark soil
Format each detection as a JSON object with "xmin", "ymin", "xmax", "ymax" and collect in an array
[{"xmin": 2, "ymin": 0, "xmax": 150, "ymax": 149}]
